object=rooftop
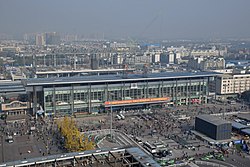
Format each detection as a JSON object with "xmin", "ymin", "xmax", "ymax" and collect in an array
[
  {"xmin": 237, "ymin": 113, "xmax": 250, "ymax": 122},
  {"xmin": 232, "ymin": 121, "xmax": 249, "ymax": 130},
  {"xmin": 24, "ymin": 71, "xmax": 218, "ymax": 86},
  {"xmin": 196, "ymin": 115, "xmax": 231, "ymax": 126},
  {"xmin": 0, "ymin": 81, "xmax": 25, "ymax": 93},
  {"xmin": 1, "ymin": 147, "xmax": 160, "ymax": 167},
  {"xmin": 241, "ymin": 129, "xmax": 250, "ymax": 136},
  {"xmin": 36, "ymin": 68, "xmax": 134, "ymax": 74}
]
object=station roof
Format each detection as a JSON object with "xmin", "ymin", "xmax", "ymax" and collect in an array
[
  {"xmin": 23, "ymin": 71, "xmax": 219, "ymax": 86},
  {"xmin": 1, "ymin": 147, "xmax": 160, "ymax": 167},
  {"xmin": 36, "ymin": 68, "xmax": 134, "ymax": 74},
  {"xmin": 241, "ymin": 129, "xmax": 250, "ymax": 136},
  {"xmin": 196, "ymin": 115, "xmax": 231, "ymax": 126},
  {"xmin": 0, "ymin": 81, "xmax": 25, "ymax": 93},
  {"xmin": 126, "ymin": 147, "xmax": 161, "ymax": 167},
  {"xmin": 237, "ymin": 113, "xmax": 250, "ymax": 122},
  {"xmin": 232, "ymin": 121, "xmax": 249, "ymax": 130}
]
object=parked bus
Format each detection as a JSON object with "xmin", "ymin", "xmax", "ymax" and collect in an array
[
  {"xmin": 134, "ymin": 137, "xmax": 143, "ymax": 144},
  {"xmin": 143, "ymin": 142, "xmax": 157, "ymax": 154}
]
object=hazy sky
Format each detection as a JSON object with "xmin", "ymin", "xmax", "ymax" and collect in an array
[{"xmin": 1, "ymin": 0, "xmax": 250, "ymax": 39}]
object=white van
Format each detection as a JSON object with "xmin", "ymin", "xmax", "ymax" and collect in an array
[
  {"xmin": 119, "ymin": 114, "xmax": 125, "ymax": 120},
  {"xmin": 7, "ymin": 136, "xmax": 14, "ymax": 143},
  {"xmin": 116, "ymin": 115, "xmax": 121, "ymax": 120}
]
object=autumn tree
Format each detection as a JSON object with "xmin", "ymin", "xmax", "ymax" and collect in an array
[{"xmin": 57, "ymin": 116, "xmax": 94, "ymax": 152}]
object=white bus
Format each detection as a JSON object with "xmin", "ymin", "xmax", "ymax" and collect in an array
[{"xmin": 143, "ymin": 142, "xmax": 157, "ymax": 154}]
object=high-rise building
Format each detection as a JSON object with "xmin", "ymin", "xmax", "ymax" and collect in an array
[
  {"xmin": 35, "ymin": 34, "xmax": 45, "ymax": 46},
  {"xmin": 91, "ymin": 54, "xmax": 99, "ymax": 70},
  {"xmin": 160, "ymin": 53, "xmax": 168, "ymax": 64},
  {"xmin": 45, "ymin": 32, "xmax": 60, "ymax": 45},
  {"xmin": 152, "ymin": 53, "xmax": 160, "ymax": 63},
  {"xmin": 167, "ymin": 51, "xmax": 175, "ymax": 64},
  {"xmin": 24, "ymin": 33, "xmax": 36, "ymax": 44}
]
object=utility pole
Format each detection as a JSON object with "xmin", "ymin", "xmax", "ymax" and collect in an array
[
  {"xmin": 243, "ymin": 99, "xmax": 245, "ymax": 111},
  {"xmin": 110, "ymin": 104, "xmax": 113, "ymax": 140},
  {"xmin": 109, "ymin": 93, "xmax": 115, "ymax": 141},
  {"xmin": 47, "ymin": 138, "xmax": 49, "ymax": 155},
  {"xmin": 74, "ymin": 53, "xmax": 77, "ymax": 70},
  {"xmin": 1, "ymin": 135, "xmax": 4, "ymax": 162},
  {"xmin": 223, "ymin": 100, "xmax": 225, "ymax": 119}
]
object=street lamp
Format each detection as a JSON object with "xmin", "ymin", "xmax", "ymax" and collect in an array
[
  {"xmin": 109, "ymin": 93, "xmax": 115, "ymax": 141},
  {"xmin": 1, "ymin": 135, "xmax": 4, "ymax": 162},
  {"xmin": 110, "ymin": 103, "xmax": 113, "ymax": 140}
]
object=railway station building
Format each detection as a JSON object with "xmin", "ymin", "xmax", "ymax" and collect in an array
[{"xmin": 22, "ymin": 72, "xmax": 218, "ymax": 116}]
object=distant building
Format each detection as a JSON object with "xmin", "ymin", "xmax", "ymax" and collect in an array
[
  {"xmin": 174, "ymin": 52, "xmax": 181, "ymax": 64},
  {"xmin": 159, "ymin": 51, "xmax": 179, "ymax": 65},
  {"xmin": 35, "ymin": 34, "xmax": 45, "ymax": 46},
  {"xmin": 200, "ymin": 57, "xmax": 225, "ymax": 70},
  {"xmin": 0, "ymin": 47, "xmax": 20, "ymax": 53},
  {"xmin": 195, "ymin": 115, "xmax": 231, "ymax": 140},
  {"xmin": 160, "ymin": 53, "xmax": 167, "ymax": 64},
  {"xmin": 112, "ymin": 53, "xmax": 123, "ymax": 65},
  {"xmin": 45, "ymin": 32, "xmax": 60, "ymax": 45},
  {"xmin": 167, "ymin": 51, "xmax": 175, "ymax": 64},
  {"xmin": 91, "ymin": 54, "xmax": 99, "ymax": 70},
  {"xmin": 191, "ymin": 48, "xmax": 219, "ymax": 57},
  {"xmin": 33, "ymin": 32, "xmax": 61, "ymax": 46},
  {"xmin": 152, "ymin": 53, "xmax": 160, "ymax": 63},
  {"xmin": 23, "ymin": 33, "xmax": 36, "ymax": 44},
  {"xmin": 134, "ymin": 53, "xmax": 151, "ymax": 64},
  {"xmin": 188, "ymin": 57, "xmax": 203, "ymax": 70},
  {"xmin": 62, "ymin": 34, "xmax": 78, "ymax": 42},
  {"xmin": 110, "ymin": 42, "xmax": 137, "ymax": 51},
  {"xmin": 188, "ymin": 57, "xmax": 225, "ymax": 71}
]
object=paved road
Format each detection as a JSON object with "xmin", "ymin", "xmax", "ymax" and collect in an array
[
  {"xmin": 0, "ymin": 117, "xmax": 65, "ymax": 163},
  {"xmin": 224, "ymin": 154, "xmax": 250, "ymax": 167},
  {"xmin": 0, "ymin": 135, "xmax": 4, "ymax": 163}
]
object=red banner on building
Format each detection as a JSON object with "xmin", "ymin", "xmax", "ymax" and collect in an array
[{"xmin": 105, "ymin": 97, "xmax": 170, "ymax": 106}]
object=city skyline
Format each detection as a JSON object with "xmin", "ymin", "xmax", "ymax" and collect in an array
[{"xmin": 1, "ymin": 0, "xmax": 250, "ymax": 40}]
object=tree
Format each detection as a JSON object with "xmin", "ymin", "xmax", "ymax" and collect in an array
[{"xmin": 57, "ymin": 116, "xmax": 94, "ymax": 152}]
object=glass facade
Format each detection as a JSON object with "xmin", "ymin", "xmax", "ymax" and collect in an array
[{"xmin": 41, "ymin": 77, "xmax": 209, "ymax": 115}]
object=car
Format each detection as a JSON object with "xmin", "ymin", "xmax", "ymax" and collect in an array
[
  {"xmin": 200, "ymin": 157, "xmax": 210, "ymax": 161},
  {"xmin": 215, "ymin": 154, "xmax": 225, "ymax": 161},
  {"xmin": 6, "ymin": 136, "xmax": 14, "ymax": 143},
  {"xmin": 119, "ymin": 114, "xmax": 125, "ymax": 119},
  {"xmin": 116, "ymin": 115, "xmax": 121, "ymax": 120},
  {"xmin": 167, "ymin": 160, "xmax": 175, "ymax": 165},
  {"xmin": 157, "ymin": 160, "xmax": 167, "ymax": 166},
  {"xmin": 152, "ymin": 130, "xmax": 157, "ymax": 133},
  {"xmin": 206, "ymin": 154, "xmax": 214, "ymax": 159},
  {"xmin": 188, "ymin": 157, "xmax": 195, "ymax": 161}
]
